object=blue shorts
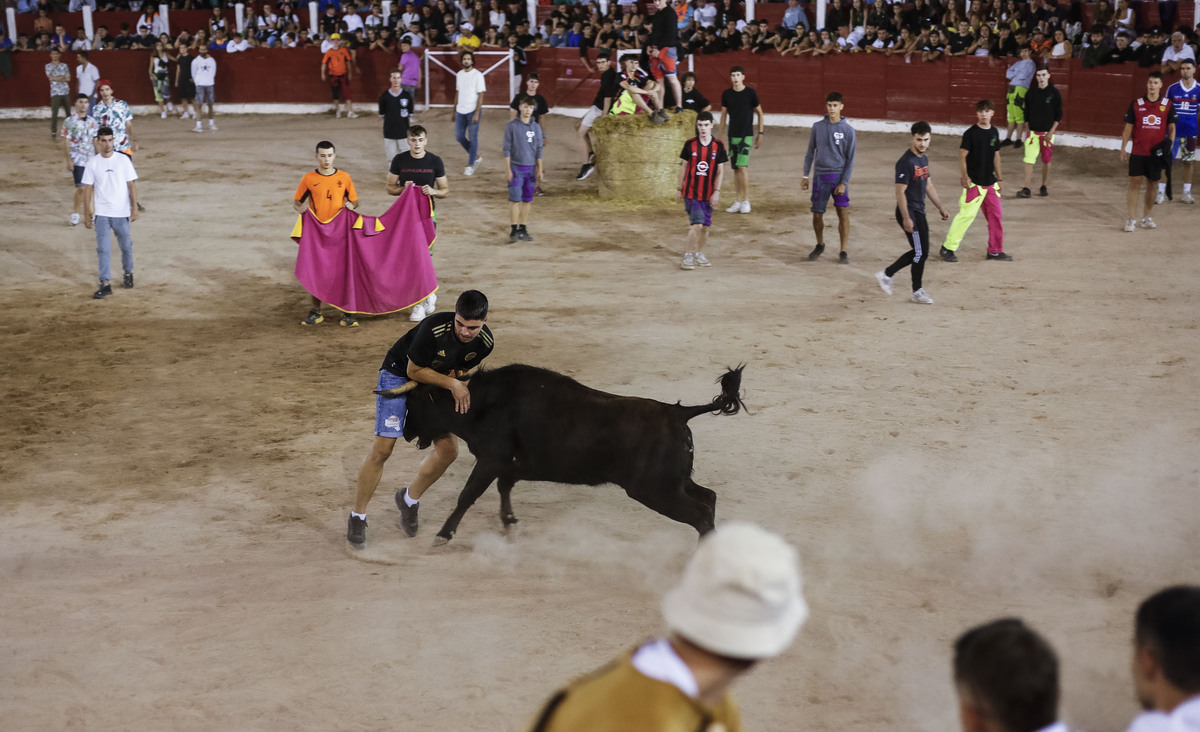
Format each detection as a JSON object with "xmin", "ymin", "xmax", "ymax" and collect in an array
[
  {"xmin": 195, "ymin": 85, "xmax": 215, "ymax": 104},
  {"xmin": 811, "ymin": 172, "xmax": 850, "ymax": 214},
  {"xmin": 685, "ymin": 198, "xmax": 712, "ymax": 226},
  {"xmin": 508, "ymin": 164, "xmax": 536, "ymax": 203},
  {"xmin": 374, "ymin": 369, "xmax": 409, "ymax": 438},
  {"xmin": 73, "ymin": 165, "xmax": 86, "ymax": 187}
]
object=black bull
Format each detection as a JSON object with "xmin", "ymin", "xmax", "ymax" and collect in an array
[{"xmin": 398, "ymin": 364, "xmax": 747, "ymax": 543}]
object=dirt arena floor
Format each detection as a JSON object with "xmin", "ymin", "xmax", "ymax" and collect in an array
[{"xmin": 1, "ymin": 108, "xmax": 1197, "ymax": 731}]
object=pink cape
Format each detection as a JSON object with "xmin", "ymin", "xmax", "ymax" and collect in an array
[{"xmin": 291, "ymin": 187, "xmax": 438, "ymax": 315}]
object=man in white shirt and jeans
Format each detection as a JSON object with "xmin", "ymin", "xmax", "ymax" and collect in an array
[
  {"xmin": 454, "ymin": 50, "xmax": 486, "ymax": 175},
  {"xmin": 82, "ymin": 126, "xmax": 139, "ymax": 299},
  {"xmin": 191, "ymin": 45, "xmax": 218, "ymax": 132}
]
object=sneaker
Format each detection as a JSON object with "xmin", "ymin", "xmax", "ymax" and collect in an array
[
  {"xmin": 807, "ymin": 244, "xmax": 824, "ymax": 261},
  {"xmin": 1141, "ymin": 216, "xmax": 1157, "ymax": 229},
  {"xmin": 875, "ymin": 270, "xmax": 893, "ymax": 295},
  {"xmin": 160, "ymin": 110, "xmax": 167, "ymax": 119},
  {"xmin": 694, "ymin": 252, "xmax": 711, "ymax": 267},
  {"xmin": 838, "ymin": 251, "xmax": 849, "ymax": 264},
  {"xmin": 339, "ymin": 313, "xmax": 359, "ymax": 327},
  {"xmin": 193, "ymin": 124, "xmax": 203, "ymax": 133},
  {"xmin": 940, "ymin": 247, "xmax": 958, "ymax": 262},
  {"xmin": 911, "ymin": 288, "xmax": 934, "ymax": 304},
  {"xmin": 740, "ymin": 201, "xmax": 751, "ymax": 213},
  {"xmin": 423, "ymin": 293, "xmax": 436, "ymax": 313},
  {"xmin": 577, "ymin": 163, "xmax": 594, "ymax": 180},
  {"xmin": 588, "ymin": 151, "xmax": 595, "ymax": 164},
  {"xmin": 347, "ymin": 514, "xmax": 367, "ymax": 547},
  {"xmin": 1038, "ymin": 185, "xmax": 1049, "ymax": 197},
  {"xmin": 725, "ymin": 201, "xmax": 744, "ymax": 213},
  {"xmin": 507, "ymin": 230, "xmax": 519, "ymax": 243},
  {"xmin": 300, "ymin": 309, "xmax": 324, "ymax": 326},
  {"xmin": 535, "ymin": 185, "xmax": 545, "ymax": 197},
  {"xmin": 1124, "ymin": 219, "xmax": 1137, "ymax": 232},
  {"xmin": 122, "ymin": 271, "xmax": 133, "ymax": 289},
  {"xmin": 986, "ymin": 252, "xmax": 1014, "ymax": 261},
  {"xmin": 336, "ymin": 110, "xmax": 343, "ymax": 119},
  {"xmin": 681, "ymin": 252, "xmax": 696, "ymax": 270},
  {"xmin": 473, "ymin": 156, "xmax": 483, "ymax": 169},
  {"xmin": 346, "ymin": 111, "xmax": 359, "ymax": 118},
  {"xmin": 180, "ymin": 111, "xmax": 190, "ymax": 120},
  {"xmin": 208, "ymin": 123, "xmax": 218, "ymax": 131},
  {"xmin": 650, "ymin": 109, "xmax": 668, "ymax": 124},
  {"xmin": 394, "ymin": 488, "xmax": 419, "ymax": 537},
  {"xmin": 1182, "ymin": 192, "xmax": 1196, "ymax": 204},
  {"xmin": 1017, "ymin": 187, "xmax": 1032, "ymax": 198},
  {"xmin": 464, "ymin": 165, "xmax": 475, "ymax": 176},
  {"xmin": 70, "ymin": 213, "xmax": 80, "ymax": 226},
  {"xmin": 92, "ymin": 282, "xmax": 113, "ymax": 299},
  {"xmin": 409, "ymin": 303, "xmax": 426, "ymax": 321},
  {"xmin": 1000, "ymin": 139, "xmax": 1014, "ymax": 148},
  {"xmin": 1155, "ymin": 192, "xmax": 1166, "ymax": 205},
  {"xmin": 520, "ymin": 228, "xmax": 534, "ymax": 242}
]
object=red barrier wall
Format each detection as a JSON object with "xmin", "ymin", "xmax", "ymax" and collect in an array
[{"xmin": 1, "ymin": 47, "xmax": 1165, "ymax": 137}]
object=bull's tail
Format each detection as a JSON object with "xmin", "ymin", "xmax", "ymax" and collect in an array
[{"xmin": 680, "ymin": 365, "xmax": 747, "ymax": 421}]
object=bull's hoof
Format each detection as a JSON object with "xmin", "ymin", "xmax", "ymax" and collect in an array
[
  {"xmin": 433, "ymin": 531, "xmax": 454, "ymax": 546},
  {"xmin": 501, "ymin": 514, "xmax": 519, "ymax": 527}
]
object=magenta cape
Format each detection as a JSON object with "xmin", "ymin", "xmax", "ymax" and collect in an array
[{"xmin": 291, "ymin": 187, "xmax": 438, "ymax": 315}]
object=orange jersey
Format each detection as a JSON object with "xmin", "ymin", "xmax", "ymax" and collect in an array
[
  {"xmin": 323, "ymin": 47, "xmax": 352, "ymax": 77},
  {"xmin": 295, "ymin": 169, "xmax": 357, "ymax": 223}
]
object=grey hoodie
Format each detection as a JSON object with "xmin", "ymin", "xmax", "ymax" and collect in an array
[{"xmin": 803, "ymin": 115, "xmax": 856, "ymax": 186}]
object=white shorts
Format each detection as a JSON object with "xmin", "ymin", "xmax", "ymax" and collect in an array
[{"xmin": 580, "ymin": 105, "xmax": 604, "ymax": 129}]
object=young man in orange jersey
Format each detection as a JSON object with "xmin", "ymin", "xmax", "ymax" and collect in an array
[
  {"xmin": 292, "ymin": 140, "xmax": 360, "ymax": 327},
  {"xmin": 321, "ymin": 33, "xmax": 357, "ymax": 118}
]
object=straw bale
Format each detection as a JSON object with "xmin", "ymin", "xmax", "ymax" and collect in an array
[{"xmin": 591, "ymin": 110, "xmax": 697, "ymax": 201}]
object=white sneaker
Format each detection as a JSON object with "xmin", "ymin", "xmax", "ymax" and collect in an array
[
  {"xmin": 336, "ymin": 110, "xmax": 343, "ymax": 119},
  {"xmin": 1155, "ymin": 191, "xmax": 1166, "ymax": 205},
  {"xmin": 911, "ymin": 288, "xmax": 934, "ymax": 304},
  {"xmin": 1141, "ymin": 216, "xmax": 1157, "ymax": 229},
  {"xmin": 208, "ymin": 121, "xmax": 218, "ymax": 131},
  {"xmin": 409, "ymin": 304, "xmax": 426, "ymax": 321},
  {"xmin": 346, "ymin": 111, "xmax": 359, "ymax": 118},
  {"xmin": 180, "ymin": 111, "xmax": 189, "ymax": 120},
  {"xmin": 423, "ymin": 293, "xmax": 436, "ymax": 313},
  {"xmin": 740, "ymin": 201, "xmax": 751, "ymax": 213},
  {"xmin": 681, "ymin": 252, "xmax": 696, "ymax": 270},
  {"xmin": 464, "ymin": 166, "xmax": 475, "ymax": 176},
  {"xmin": 193, "ymin": 124, "xmax": 203, "ymax": 133},
  {"xmin": 1183, "ymin": 192, "xmax": 1196, "ymax": 204},
  {"xmin": 694, "ymin": 252, "xmax": 711, "ymax": 267},
  {"xmin": 1124, "ymin": 219, "xmax": 1137, "ymax": 232},
  {"xmin": 69, "ymin": 212, "xmax": 80, "ymax": 226},
  {"xmin": 725, "ymin": 201, "xmax": 743, "ymax": 213},
  {"xmin": 160, "ymin": 110, "xmax": 167, "ymax": 119},
  {"xmin": 473, "ymin": 156, "xmax": 483, "ymax": 170},
  {"xmin": 875, "ymin": 270, "xmax": 893, "ymax": 295}
]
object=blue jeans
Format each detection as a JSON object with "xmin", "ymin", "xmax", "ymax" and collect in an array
[
  {"xmin": 454, "ymin": 110, "xmax": 480, "ymax": 167},
  {"xmin": 94, "ymin": 215, "xmax": 133, "ymax": 283}
]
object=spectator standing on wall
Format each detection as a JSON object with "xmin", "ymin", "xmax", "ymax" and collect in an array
[
  {"xmin": 1017, "ymin": 68, "xmax": 1063, "ymax": 199},
  {"xmin": 1001, "ymin": 45, "xmax": 1035, "ymax": 148},
  {"xmin": 1121, "ymin": 72, "xmax": 1175, "ymax": 231},
  {"xmin": 802, "ymin": 92, "xmax": 857, "ymax": 264},
  {"xmin": 45, "ymin": 46, "xmax": 71, "ymax": 141},
  {"xmin": 649, "ymin": 0, "xmax": 683, "ymax": 113},
  {"xmin": 1165, "ymin": 60, "xmax": 1199, "ymax": 204}
]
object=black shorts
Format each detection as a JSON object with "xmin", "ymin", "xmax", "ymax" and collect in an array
[
  {"xmin": 1129, "ymin": 154, "xmax": 1162, "ymax": 181},
  {"xmin": 178, "ymin": 80, "xmax": 196, "ymax": 99}
]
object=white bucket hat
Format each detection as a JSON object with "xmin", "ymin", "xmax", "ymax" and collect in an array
[{"xmin": 662, "ymin": 522, "xmax": 808, "ymax": 660}]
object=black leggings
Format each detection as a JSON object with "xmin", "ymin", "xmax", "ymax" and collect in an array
[{"xmin": 885, "ymin": 207, "xmax": 929, "ymax": 292}]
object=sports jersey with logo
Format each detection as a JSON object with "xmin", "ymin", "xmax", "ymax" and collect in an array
[
  {"xmin": 381, "ymin": 310, "xmax": 494, "ymax": 377},
  {"xmin": 1125, "ymin": 96, "xmax": 1177, "ymax": 156},
  {"xmin": 323, "ymin": 47, "xmax": 351, "ymax": 76},
  {"xmin": 679, "ymin": 137, "xmax": 729, "ymax": 201},
  {"xmin": 1166, "ymin": 80, "xmax": 1199, "ymax": 138},
  {"xmin": 294, "ymin": 169, "xmax": 358, "ymax": 222},
  {"xmin": 894, "ymin": 149, "xmax": 930, "ymax": 214}
]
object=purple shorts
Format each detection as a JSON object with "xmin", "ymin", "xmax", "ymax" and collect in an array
[
  {"xmin": 508, "ymin": 164, "xmax": 536, "ymax": 203},
  {"xmin": 685, "ymin": 198, "xmax": 712, "ymax": 226},
  {"xmin": 811, "ymin": 173, "xmax": 850, "ymax": 214}
]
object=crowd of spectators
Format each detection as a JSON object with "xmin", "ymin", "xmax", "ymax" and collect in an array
[{"xmin": 4, "ymin": 0, "xmax": 1199, "ymax": 70}]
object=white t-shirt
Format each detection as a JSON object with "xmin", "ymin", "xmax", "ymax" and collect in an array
[
  {"xmin": 1171, "ymin": 697, "xmax": 1200, "ymax": 732},
  {"xmin": 77, "ymin": 62, "xmax": 101, "ymax": 96},
  {"xmin": 342, "ymin": 12, "xmax": 365, "ymax": 33},
  {"xmin": 226, "ymin": 38, "xmax": 251, "ymax": 52},
  {"xmin": 455, "ymin": 68, "xmax": 486, "ymax": 114},
  {"xmin": 81, "ymin": 152, "xmax": 138, "ymax": 218},
  {"xmin": 192, "ymin": 55, "xmax": 217, "ymax": 86},
  {"xmin": 695, "ymin": 4, "xmax": 718, "ymax": 27},
  {"xmin": 1163, "ymin": 44, "xmax": 1197, "ymax": 65}
]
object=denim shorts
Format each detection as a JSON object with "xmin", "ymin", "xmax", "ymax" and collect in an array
[
  {"xmin": 374, "ymin": 369, "xmax": 409, "ymax": 437},
  {"xmin": 685, "ymin": 198, "xmax": 712, "ymax": 226}
]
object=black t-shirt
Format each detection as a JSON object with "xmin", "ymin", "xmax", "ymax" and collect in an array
[
  {"xmin": 378, "ymin": 88, "xmax": 414, "ymax": 139},
  {"xmin": 510, "ymin": 91, "xmax": 549, "ymax": 125},
  {"xmin": 592, "ymin": 67, "xmax": 618, "ymax": 109},
  {"xmin": 389, "ymin": 151, "xmax": 446, "ymax": 207},
  {"xmin": 177, "ymin": 54, "xmax": 194, "ymax": 81},
  {"xmin": 720, "ymin": 86, "xmax": 760, "ymax": 138},
  {"xmin": 381, "ymin": 311, "xmax": 494, "ymax": 377},
  {"xmin": 948, "ymin": 31, "xmax": 972, "ymax": 54},
  {"xmin": 961, "ymin": 124, "xmax": 1000, "ymax": 186},
  {"xmin": 895, "ymin": 149, "xmax": 930, "ymax": 214},
  {"xmin": 681, "ymin": 88, "xmax": 710, "ymax": 112}
]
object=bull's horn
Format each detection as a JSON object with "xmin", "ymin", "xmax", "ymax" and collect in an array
[{"xmin": 374, "ymin": 380, "xmax": 420, "ymax": 397}]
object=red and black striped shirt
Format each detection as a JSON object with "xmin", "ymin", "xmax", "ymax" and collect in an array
[{"xmin": 679, "ymin": 137, "xmax": 729, "ymax": 201}]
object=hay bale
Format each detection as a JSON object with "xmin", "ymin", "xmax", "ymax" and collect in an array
[{"xmin": 592, "ymin": 110, "xmax": 697, "ymax": 201}]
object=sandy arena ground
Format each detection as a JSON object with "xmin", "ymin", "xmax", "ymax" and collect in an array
[{"xmin": 1, "ymin": 109, "xmax": 1197, "ymax": 731}]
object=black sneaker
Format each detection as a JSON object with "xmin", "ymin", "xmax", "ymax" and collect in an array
[
  {"xmin": 339, "ymin": 313, "xmax": 359, "ymax": 327},
  {"xmin": 347, "ymin": 515, "xmax": 367, "ymax": 547},
  {"xmin": 940, "ymin": 247, "xmax": 958, "ymax": 263},
  {"xmin": 508, "ymin": 230, "xmax": 519, "ymax": 243},
  {"xmin": 93, "ymin": 282, "xmax": 113, "ymax": 299},
  {"xmin": 520, "ymin": 228, "xmax": 534, "ymax": 242},
  {"xmin": 1000, "ymin": 139, "xmax": 1014, "ymax": 148},
  {"xmin": 838, "ymin": 251, "xmax": 850, "ymax": 264},
  {"xmin": 588, "ymin": 151, "xmax": 595, "ymax": 164},
  {"xmin": 576, "ymin": 164, "xmax": 594, "ymax": 180},
  {"xmin": 123, "ymin": 272, "xmax": 134, "ymax": 289},
  {"xmin": 394, "ymin": 488, "xmax": 419, "ymax": 537},
  {"xmin": 1038, "ymin": 186, "xmax": 1049, "ymax": 197},
  {"xmin": 807, "ymin": 244, "xmax": 824, "ymax": 261},
  {"xmin": 986, "ymin": 252, "xmax": 1014, "ymax": 261},
  {"xmin": 1017, "ymin": 187, "xmax": 1032, "ymax": 198},
  {"xmin": 301, "ymin": 309, "xmax": 324, "ymax": 326}
]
